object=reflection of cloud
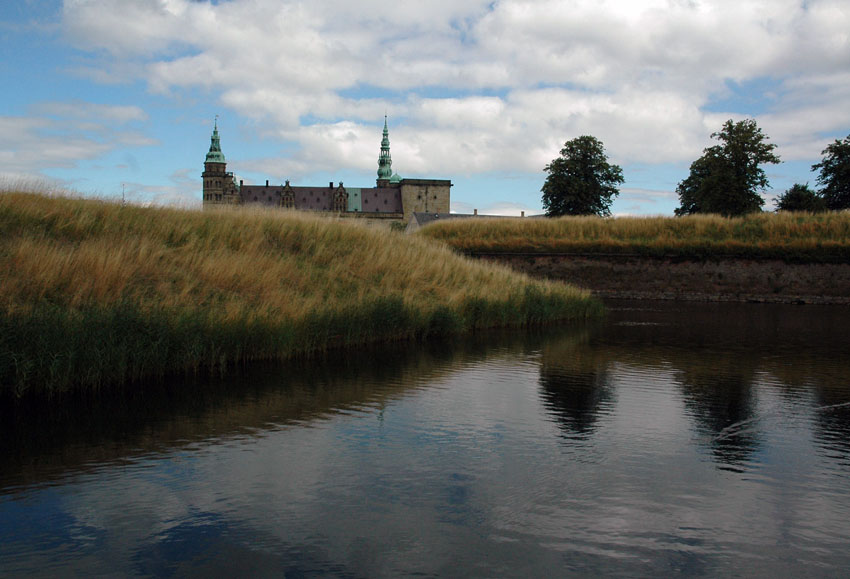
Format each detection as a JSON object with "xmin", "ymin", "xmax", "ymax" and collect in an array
[{"xmin": 5, "ymin": 303, "xmax": 850, "ymax": 574}]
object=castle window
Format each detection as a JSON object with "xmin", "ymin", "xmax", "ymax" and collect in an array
[
  {"xmin": 384, "ymin": 199, "xmax": 387, "ymax": 205},
  {"xmin": 254, "ymin": 196, "xmax": 258, "ymax": 201}
]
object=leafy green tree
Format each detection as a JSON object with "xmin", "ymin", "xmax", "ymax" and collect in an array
[
  {"xmin": 812, "ymin": 134, "xmax": 850, "ymax": 210},
  {"xmin": 542, "ymin": 136, "xmax": 624, "ymax": 217},
  {"xmin": 675, "ymin": 119, "xmax": 781, "ymax": 217},
  {"xmin": 774, "ymin": 183, "xmax": 826, "ymax": 212}
]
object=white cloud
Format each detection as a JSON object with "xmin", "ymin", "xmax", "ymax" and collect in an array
[
  {"xmin": 0, "ymin": 103, "xmax": 156, "ymax": 182},
  {"xmin": 31, "ymin": 102, "xmax": 148, "ymax": 123},
  {"xmin": 55, "ymin": 0, "xmax": 850, "ymax": 207}
]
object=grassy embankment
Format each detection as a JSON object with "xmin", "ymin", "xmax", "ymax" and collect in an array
[
  {"xmin": 418, "ymin": 213, "xmax": 850, "ymax": 263},
  {"xmin": 0, "ymin": 190, "xmax": 601, "ymax": 396}
]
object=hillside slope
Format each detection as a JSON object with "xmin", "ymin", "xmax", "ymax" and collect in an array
[{"xmin": 0, "ymin": 191, "xmax": 600, "ymax": 395}]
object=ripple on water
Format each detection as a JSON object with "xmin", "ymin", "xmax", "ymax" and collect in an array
[{"xmin": 3, "ymin": 301, "xmax": 850, "ymax": 576}]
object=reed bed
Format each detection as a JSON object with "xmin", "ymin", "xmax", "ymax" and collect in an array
[
  {"xmin": 0, "ymin": 190, "xmax": 600, "ymax": 396},
  {"xmin": 419, "ymin": 213, "xmax": 850, "ymax": 262}
]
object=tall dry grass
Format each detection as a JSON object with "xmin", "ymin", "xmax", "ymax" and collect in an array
[
  {"xmin": 0, "ymin": 190, "xmax": 600, "ymax": 395},
  {"xmin": 419, "ymin": 213, "xmax": 850, "ymax": 262}
]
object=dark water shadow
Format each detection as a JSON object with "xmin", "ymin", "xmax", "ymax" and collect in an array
[
  {"xmin": 536, "ymin": 300, "xmax": 850, "ymax": 471},
  {"xmin": 0, "ymin": 326, "xmax": 582, "ymax": 492},
  {"xmin": 538, "ymin": 327, "xmax": 615, "ymax": 440}
]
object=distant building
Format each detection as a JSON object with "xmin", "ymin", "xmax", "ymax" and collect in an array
[{"xmin": 202, "ymin": 117, "xmax": 451, "ymax": 223}]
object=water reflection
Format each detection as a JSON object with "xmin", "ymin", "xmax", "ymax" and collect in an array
[
  {"xmin": 814, "ymin": 393, "xmax": 850, "ymax": 469},
  {"xmin": 2, "ymin": 301, "xmax": 850, "ymax": 576},
  {"xmin": 535, "ymin": 300, "xmax": 850, "ymax": 473},
  {"xmin": 539, "ymin": 330, "xmax": 615, "ymax": 439},
  {"xmin": 0, "ymin": 332, "xmax": 547, "ymax": 493},
  {"xmin": 676, "ymin": 366, "xmax": 760, "ymax": 469}
]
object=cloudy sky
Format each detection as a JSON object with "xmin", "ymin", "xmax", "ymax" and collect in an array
[{"xmin": 1, "ymin": 0, "xmax": 848, "ymax": 215}]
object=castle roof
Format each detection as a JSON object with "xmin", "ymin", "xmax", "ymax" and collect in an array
[
  {"xmin": 377, "ymin": 116, "xmax": 393, "ymax": 181},
  {"xmin": 205, "ymin": 118, "xmax": 226, "ymax": 164}
]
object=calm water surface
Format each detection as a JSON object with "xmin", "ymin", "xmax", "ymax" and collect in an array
[{"xmin": 2, "ymin": 300, "xmax": 850, "ymax": 577}]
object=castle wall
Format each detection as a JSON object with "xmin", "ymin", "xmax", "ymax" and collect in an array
[{"xmin": 399, "ymin": 180, "xmax": 451, "ymax": 222}]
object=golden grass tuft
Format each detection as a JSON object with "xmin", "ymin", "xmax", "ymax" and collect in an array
[
  {"xmin": 417, "ymin": 212, "xmax": 850, "ymax": 262},
  {"xmin": 0, "ymin": 190, "xmax": 600, "ymax": 395}
]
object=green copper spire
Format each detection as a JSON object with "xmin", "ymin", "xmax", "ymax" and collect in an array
[
  {"xmin": 377, "ymin": 115, "xmax": 392, "ymax": 180},
  {"xmin": 205, "ymin": 117, "xmax": 226, "ymax": 164}
]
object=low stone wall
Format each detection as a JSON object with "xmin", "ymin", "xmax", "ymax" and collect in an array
[{"xmin": 472, "ymin": 253, "xmax": 850, "ymax": 304}]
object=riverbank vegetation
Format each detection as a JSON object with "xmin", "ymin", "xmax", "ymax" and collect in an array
[
  {"xmin": 417, "ymin": 211, "xmax": 850, "ymax": 263},
  {"xmin": 0, "ymin": 190, "xmax": 601, "ymax": 396}
]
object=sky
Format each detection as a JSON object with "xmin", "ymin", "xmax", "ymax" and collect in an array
[{"xmin": 1, "ymin": 0, "xmax": 848, "ymax": 216}]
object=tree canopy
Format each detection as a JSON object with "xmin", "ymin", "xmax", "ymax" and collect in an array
[
  {"xmin": 813, "ymin": 134, "xmax": 850, "ymax": 211},
  {"xmin": 774, "ymin": 183, "xmax": 826, "ymax": 212},
  {"xmin": 675, "ymin": 119, "xmax": 780, "ymax": 217},
  {"xmin": 542, "ymin": 136, "xmax": 624, "ymax": 217}
]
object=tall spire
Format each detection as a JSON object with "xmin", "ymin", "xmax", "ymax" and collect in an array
[
  {"xmin": 377, "ymin": 115, "xmax": 392, "ymax": 180},
  {"xmin": 205, "ymin": 116, "xmax": 226, "ymax": 163}
]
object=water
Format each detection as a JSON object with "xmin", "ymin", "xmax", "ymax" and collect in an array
[{"xmin": 2, "ymin": 300, "xmax": 850, "ymax": 577}]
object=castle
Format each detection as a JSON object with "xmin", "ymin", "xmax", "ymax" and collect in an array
[{"xmin": 202, "ymin": 118, "xmax": 451, "ymax": 223}]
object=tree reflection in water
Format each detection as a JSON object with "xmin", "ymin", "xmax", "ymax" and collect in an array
[
  {"xmin": 534, "ymin": 301, "xmax": 850, "ymax": 472},
  {"xmin": 539, "ymin": 368, "xmax": 614, "ymax": 439},
  {"xmin": 675, "ymin": 367, "xmax": 760, "ymax": 470},
  {"xmin": 538, "ymin": 329, "xmax": 614, "ymax": 440}
]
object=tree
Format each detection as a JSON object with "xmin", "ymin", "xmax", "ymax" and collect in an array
[
  {"xmin": 774, "ymin": 183, "xmax": 826, "ymax": 212},
  {"xmin": 812, "ymin": 134, "xmax": 850, "ymax": 211},
  {"xmin": 675, "ymin": 119, "xmax": 781, "ymax": 217},
  {"xmin": 542, "ymin": 136, "xmax": 624, "ymax": 217}
]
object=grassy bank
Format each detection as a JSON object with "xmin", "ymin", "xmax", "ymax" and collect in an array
[
  {"xmin": 418, "ymin": 212, "xmax": 850, "ymax": 263},
  {"xmin": 0, "ymin": 191, "xmax": 600, "ymax": 396}
]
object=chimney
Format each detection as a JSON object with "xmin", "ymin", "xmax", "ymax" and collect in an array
[
  {"xmin": 239, "ymin": 180, "xmax": 243, "ymax": 187},
  {"xmin": 330, "ymin": 181, "xmax": 333, "ymax": 188},
  {"xmin": 521, "ymin": 211, "xmax": 525, "ymax": 217},
  {"xmin": 265, "ymin": 180, "xmax": 269, "ymax": 187},
  {"xmin": 473, "ymin": 209, "xmax": 478, "ymax": 216}
]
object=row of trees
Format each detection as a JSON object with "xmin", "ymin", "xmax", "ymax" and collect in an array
[{"xmin": 541, "ymin": 121, "xmax": 850, "ymax": 217}]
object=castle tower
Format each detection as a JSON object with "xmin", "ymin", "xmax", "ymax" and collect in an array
[
  {"xmin": 202, "ymin": 118, "xmax": 239, "ymax": 206},
  {"xmin": 377, "ymin": 116, "xmax": 393, "ymax": 183}
]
